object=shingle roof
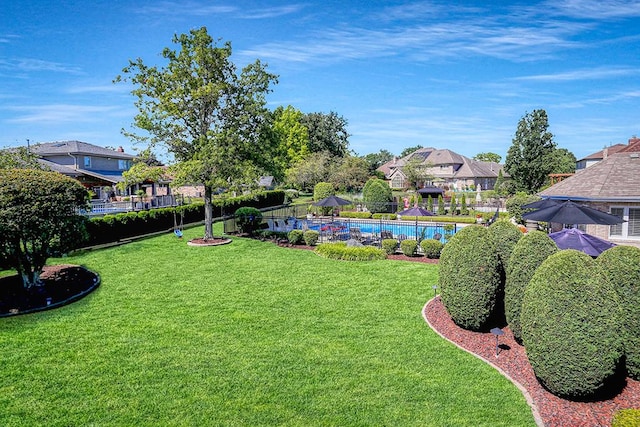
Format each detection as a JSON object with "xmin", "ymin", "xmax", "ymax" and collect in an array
[
  {"xmin": 579, "ymin": 143, "xmax": 626, "ymax": 161},
  {"xmin": 539, "ymin": 151, "xmax": 640, "ymax": 201},
  {"xmin": 32, "ymin": 141, "xmax": 135, "ymax": 159}
]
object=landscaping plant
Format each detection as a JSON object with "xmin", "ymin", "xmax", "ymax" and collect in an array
[
  {"xmin": 504, "ymin": 231, "xmax": 557, "ymax": 342},
  {"xmin": 597, "ymin": 245, "xmax": 640, "ymax": 380},
  {"xmin": 438, "ymin": 225, "xmax": 500, "ymax": 331},
  {"xmin": 521, "ymin": 250, "xmax": 623, "ymax": 399}
]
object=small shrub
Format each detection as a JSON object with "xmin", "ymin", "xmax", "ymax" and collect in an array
[
  {"xmin": 315, "ymin": 242, "xmax": 386, "ymax": 261},
  {"xmin": 505, "ymin": 231, "xmax": 558, "ymax": 342},
  {"xmin": 381, "ymin": 239, "xmax": 398, "ymax": 255},
  {"xmin": 420, "ymin": 239, "xmax": 443, "ymax": 259},
  {"xmin": 303, "ymin": 230, "xmax": 319, "ymax": 246},
  {"xmin": 287, "ymin": 229, "xmax": 304, "ymax": 245},
  {"xmin": 400, "ymin": 239, "xmax": 418, "ymax": 256},
  {"xmin": 521, "ymin": 250, "xmax": 623, "ymax": 399},
  {"xmin": 438, "ymin": 225, "xmax": 500, "ymax": 331},
  {"xmin": 612, "ymin": 409, "xmax": 640, "ymax": 427},
  {"xmin": 235, "ymin": 207, "xmax": 263, "ymax": 235},
  {"xmin": 597, "ymin": 245, "xmax": 640, "ymax": 380}
]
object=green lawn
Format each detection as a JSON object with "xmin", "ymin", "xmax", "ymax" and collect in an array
[{"xmin": 0, "ymin": 225, "xmax": 536, "ymax": 426}]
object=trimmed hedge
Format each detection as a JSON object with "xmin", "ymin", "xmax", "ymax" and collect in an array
[
  {"xmin": 597, "ymin": 245, "xmax": 640, "ymax": 380},
  {"xmin": 438, "ymin": 225, "xmax": 500, "ymax": 331},
  {"xmin": 339, "ymin": 211, "xmax": 372, "ymax": 219},
  {"xmin": 303, "ymin": 230, "xmax": 319, "ymax": 246},
  {"xmin": 521, "ymin": 250, "xmax": 623, "ymax": 399},
  {"xmin": 315, "ymin": 242, "xmax": 386, "ymax": 261},
  {"xmin": 362, "ymin": 178, "xmax": 392, "ymax": 213},
  {"xmin": 83, "ymin": 190, "xmax": 285, "ymax": 247},
  {"xmin": 504, "ymin": 231, "xmax": 558, "ymax": 342},
  {"xmin": 372, "ymin": 213, "xmax": 397, "ymax": 220},
  {"xmin": 420, "ymin": 239, "xmax": 443, "ymax": 259},
  {"xmin": 381, "ymin": 239, "xmax": 398, "ymax": 255},
  {"xmin": 400, "ymin": 239, "xmax": 418, "ymax": 256}
]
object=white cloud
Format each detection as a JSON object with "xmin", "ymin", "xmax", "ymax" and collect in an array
[
  {"xmin": 514, "ymin": 67, "xmax": 637, "ymax": 82},
  {"xmin": 545, "ymin": 0, "xmax": 640, "ymax": 19},
  {"xmin": 0, "ymin": 58, "xmax": 83, "ymax": 75},
  {"xmin": 6, "ymin": 104, "xmax": 124, "ymax": 124}
]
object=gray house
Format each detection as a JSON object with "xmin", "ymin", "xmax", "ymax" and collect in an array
[
  {"xmin": 31, "ymin": 141, "xmax": 135, "ymax": 199},
  {"xmin": 539, "ymin": 137, "xmax": 640, "ymax": 248}
]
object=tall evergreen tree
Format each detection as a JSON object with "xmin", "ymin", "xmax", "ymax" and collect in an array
[{"xmin": 504, "ymin": 110, "xmax": 556, "ymax": 194}]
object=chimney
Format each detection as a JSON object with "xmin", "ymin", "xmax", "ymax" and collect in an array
[
  {"xmin": 117, "ymin": 146, "xmax": 124, "ymax": 152},
  {"xmin": 603, "ymin": 148, "xmax": 608, "ymax": 159},
  {"xmin": 393, "ymin": 156, "xmax": 397, "ymax": 164},
  {"xmin": 629, "ymin": 136, "xmax": 640, "ymax": 145}
]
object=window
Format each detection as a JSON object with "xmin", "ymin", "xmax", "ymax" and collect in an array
[
  {"xmin": 118, "ymin": 159, "xmax": 130, "ymax": 170},
  {"xmin": 609, "ymin": 207, "xmax": 640, "ymax": 239},
  {"xmin": 391, "ymin": 176, "xmax": 404, "ymax": 189},
  {"xmin": 84, "ymin": 156, "xmax": 91, "ymax": 168}
]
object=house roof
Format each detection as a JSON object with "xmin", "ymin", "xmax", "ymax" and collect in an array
[
  {"xmin": 32, "ymin": 141, "xmax": 135, "ymax": 159},
  {"xmin": 578, "ymin": 143, "xmax": 626, "ymax": 161},
  {"xmin": 378, "ymin": 146, "xmax": 505, "ymax": 180},
  {"xmin": 539, "ymin": 151, "xmax": 640, "ymax": 202}
]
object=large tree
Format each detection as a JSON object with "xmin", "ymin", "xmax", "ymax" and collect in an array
[
  {"xmin": 549, "ymin": 147, "xmax": 576, "ymax": 174},
  {"xmin": 268, "ymin": 105, "xmax": 309, "ymax": 181},
  {"xmin": 505, "ymin": 109, "xmax": 556, "ymax": 194},
  {"xmin": 330, "ymin": 155, "xmax": 370, "ymax": 193},
  {"xmin": 362, "ymin": 149, "xmax": 394, "ymax": 175},
  {"xmin": 301, "ymin": 111, "xmax": 350, "ymax": 157},
  {"xmin": 116, "ymin": 27, "xmax": 277, "ymax": 239},
  {"xmin": 285, "ymin": 151, "xmax": 335, "ymax": 192},
  {"xmin": 0, "ymin": 146, "xmax": 45, "ymax": 170},
  {"xmin": 0, "ymin": 169, "xmax": 88, "ymax": 288}
]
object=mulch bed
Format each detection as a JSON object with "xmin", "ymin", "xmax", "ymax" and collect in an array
[
  {"xmin": 424, "ymin": 297, "xmax": 640, "ymax": 427},
  {"xmin": 0, "ymin": 265, "xmax": 99, "ymax": 316}
]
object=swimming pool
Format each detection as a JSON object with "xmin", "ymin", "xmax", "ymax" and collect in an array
[{"xmin": 304, "ymin": 218, "xmax": 457, "ymax": 242}]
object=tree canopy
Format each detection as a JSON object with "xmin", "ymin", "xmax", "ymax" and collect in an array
[
  {"xmin": 116, "ymin": 27, "xmax": 277, "ymax": 239},
  {"xmin": 0, "ymin": 169, "xmax": 88, "ymax": 288},
  {"xmin": 504, "ymin": 109, "xmax": 556, "ymax": 194},
  {"xmin": 400, "ymin": 145, "xmax": 423, "ymax": 158},
  {"xmin": 301, "ymin": 111, "xmax": 350, "ymax": 158},
  {"xmin": 473, "ymin": 152, "xmax": 502, "ymax": 163}
]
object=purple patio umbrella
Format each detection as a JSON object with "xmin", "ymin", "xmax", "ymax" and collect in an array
[
  {"xmin": 548, "ymin": 228, "xmax": 616, "ymax": 257},
  {"xmin": 522, "ymin": 200, "xmax": 624, "ymax": 225},
  {"xmin": 397, "ymin": 206, "xmax": 434, "ymax": 217}
]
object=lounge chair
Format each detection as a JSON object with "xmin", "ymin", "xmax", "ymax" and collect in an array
[
  {"xmin": 349, "ymin": 227, "xmax": 368, "ymax": 243},
  {"xmin": 433, "ymin": 232, "xmax": 442, "ymax": 241},
  {"xmin": 381, "ymin": 230, "xmax": 394, "ymax": 240}
]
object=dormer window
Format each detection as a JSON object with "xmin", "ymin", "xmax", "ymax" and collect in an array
[
  {"xmin": 84, "ymin": 156, "xmax": 91, "ymax": 168},
  {"xmin": 118, "ymin": 159, "xmax": 131, "ymax": 170}
]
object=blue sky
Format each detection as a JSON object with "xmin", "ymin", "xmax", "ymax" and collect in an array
[{"xmin": 2, "ymin": 0, "xmax": 639, "ymax": 162}]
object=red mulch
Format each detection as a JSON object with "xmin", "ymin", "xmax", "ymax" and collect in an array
[{"xmin": 424, "ymin": 297, "xmax": 640, "ymax": 427}]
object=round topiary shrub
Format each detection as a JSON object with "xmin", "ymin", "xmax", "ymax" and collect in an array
[
  {"xmin": 488, "ymin": 219, "xmax": 523, "ymax": 273},
  {"xmin": 400, "ymin": 239, "xmax": 418, "ymax": 256},
  {"xmin": 303, "ymin": 230, "xmax": 319, "ymax": 246},
  {"xmin": 234, "ymin": 207, "xmax": 263, "ymax": 235},
  {"xmin": 287, "ymin": 229, "xmax": 304, "ymax": 245},
  {"xmin": 520, "ymin": 250, "xmax": 623, "ymax": 399},
  {"xmin": 362, "ymin": 178, "xmax": 392, "ymax": 213},
  {"xmin": 597, "ymin": 245, "xmax": 640, "ymax": 380},
  {"xmin": 381, "ymin": 238, "xmax": 398, "ymax": 255},
  {"xmin": 505, "ymin": 230, "xmax": 558, "ymax": 343},
  {"xmin": 438, "ymin": 225, "xmax": 500, "ymax": 331},
  {"xmin": 420, "ymin": 238, "xmax": 443, "ymax": 259}
]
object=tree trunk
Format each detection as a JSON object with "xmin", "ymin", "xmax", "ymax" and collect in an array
[{"xmin": 204, "ymin": 185, "xmax": 214, "ymax": 239}]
